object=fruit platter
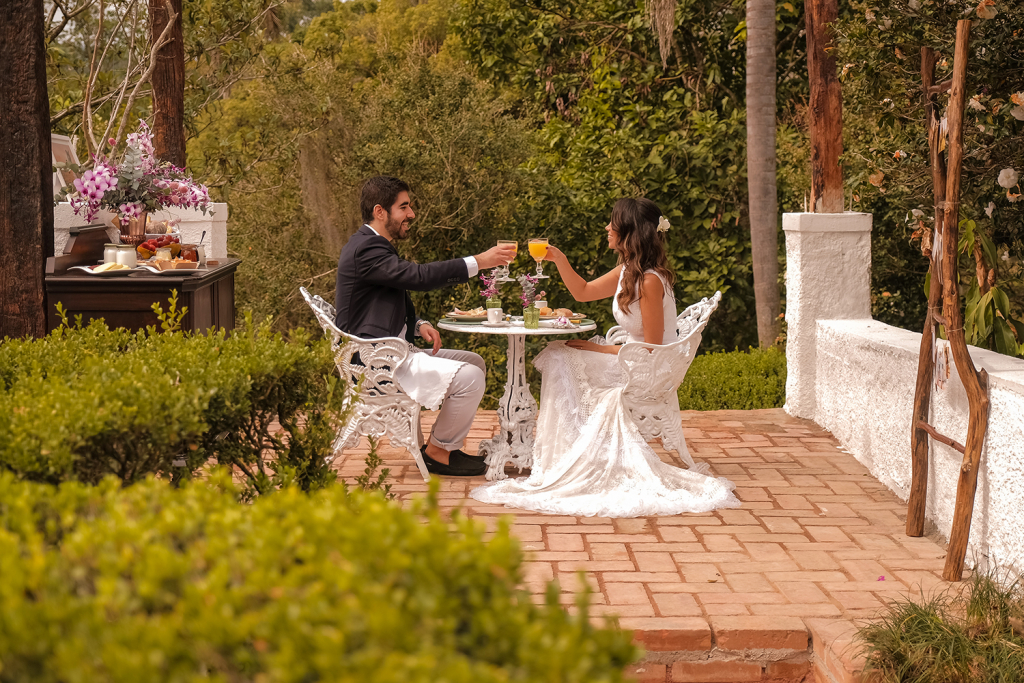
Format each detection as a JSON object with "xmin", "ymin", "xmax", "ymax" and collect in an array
[{"xmin": 135, "ymin": 233, "xmax": 181, "ymax": 260}]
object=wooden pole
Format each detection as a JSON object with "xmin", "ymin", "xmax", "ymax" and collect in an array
[
  {"xmin": 805, "ymin": 0, "xmax": 844, "ymax": 213},
  {"xmin": 0, "ymin": 0, "xmax": 54, "ymax": 339},
  {"xmin": 150, "ymin": 0, "xmax": 185, "ymax": 168},
  {"xmin": 940, "ymin": 20, "xmax": 991, "ymax": 582},
  {"xmin": 906, "ymin": 47, "xmax": 946, "ymax": 537}
]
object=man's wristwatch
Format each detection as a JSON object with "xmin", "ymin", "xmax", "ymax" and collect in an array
[{"xmin": 415, "ymin": 319, "xmax": 430, "ymax": 336}]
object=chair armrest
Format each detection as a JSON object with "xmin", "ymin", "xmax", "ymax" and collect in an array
[{"xmin": 605, "ymin": 325, "xmax": 629, "ymax": 345}]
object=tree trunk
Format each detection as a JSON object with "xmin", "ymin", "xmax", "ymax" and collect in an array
[
  {"xmin": 150, "ymin": 0, "xmax": 185, "ymax": 167},
  {"xmin": 745, "ymin": 0, "xmax": 780, "ymax": 346},
  {"xmin": 0, "ymin": 0, "xmax": 54, "ymax": 339},
  {"xmin": 805, "ymin": 0, "xmax": 843, "ymax": 213}
]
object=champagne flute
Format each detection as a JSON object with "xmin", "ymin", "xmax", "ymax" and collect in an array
[
  {"xmin": 528, "ymin": 238, "xmax": 549, "ymax": 279},
  {"xmin": 496, "ymin": 239, "xmax": 517, "ymax": 281}
]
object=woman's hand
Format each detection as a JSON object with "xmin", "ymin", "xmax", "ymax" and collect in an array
[
  {"xmin": 542, "ymin": 245, "xmax": 568, "ymax": 265},
  {"xmin": 566, "ymin": 339, "xmax": 620, "ymax": 354}
]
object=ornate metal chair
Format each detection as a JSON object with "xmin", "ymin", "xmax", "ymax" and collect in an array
[
  {"xmin": 608, "ymin": 292, "xmax": 722, "ymax": 473},
  {"xmin": 300, "ymin": 287, "xmax": 429, "ymax": 481}
]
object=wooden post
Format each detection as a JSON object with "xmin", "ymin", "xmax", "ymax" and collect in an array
[
  {"xmin": 150, "ymin": 0, "xmax": 186, "ymax": 168},
  {"xmin": 805, "ymin": 0, "xmax": 844, "ymax": 213},
  {"xmin": 0, "ymin": 0, "xmax": 54, "ymax": 339},
  {"xmin": 906, "ymin": 47, "xmax": 947, "ymax": 537},
  {"xmin": 940, "ymin": 20, "xmax": 991, "ymax": 581}
]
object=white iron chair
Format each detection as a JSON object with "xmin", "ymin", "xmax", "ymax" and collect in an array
[
  {"xmin": 607, "ymin": 291, "xmax": 722, "ymax": 473},
  {"xmin": 300, "ymin": 287, "xmax": 430, "ymax": 481}
]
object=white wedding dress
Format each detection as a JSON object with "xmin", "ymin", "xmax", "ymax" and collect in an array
[{"xmin": 470, "ymin": 271, "xmax": 740, "ymax": 518}]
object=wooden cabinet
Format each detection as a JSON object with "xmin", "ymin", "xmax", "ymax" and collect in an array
[{"xmin": 44, "ymin": 225, "xmax": 239, "ymax": 334}]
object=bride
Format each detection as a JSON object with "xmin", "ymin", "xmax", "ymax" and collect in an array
[{"xmin": 470, "ymin": 198, "xmax": 739, "ymax": 518}]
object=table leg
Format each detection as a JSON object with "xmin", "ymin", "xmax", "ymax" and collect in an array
[{"xmin": 479, "ymin": 333, "xmax": 537, "ymax": 480}]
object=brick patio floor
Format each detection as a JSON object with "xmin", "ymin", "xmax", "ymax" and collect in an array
[{"xmin": 336, "ymin": 408, "xmax": 954, "ymax": 683}]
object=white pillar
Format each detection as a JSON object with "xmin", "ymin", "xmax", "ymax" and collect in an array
[{"xmin": 783, "ymin": 212, "xmax": 872, "ymax": 419}]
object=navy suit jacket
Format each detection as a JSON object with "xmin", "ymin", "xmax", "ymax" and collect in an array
[{"xmin": 334, "ymin": 225, "xmax": 469, "ymax": 342}]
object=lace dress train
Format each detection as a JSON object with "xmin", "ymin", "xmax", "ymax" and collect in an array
[{"xmin": 470, "ymin": 340, "xmax": 740, "ymax": 517}]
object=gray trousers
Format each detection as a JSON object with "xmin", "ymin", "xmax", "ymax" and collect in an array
[{"xmin": 425, "ymin": 349, "xmax": 486, "ymax": 451}]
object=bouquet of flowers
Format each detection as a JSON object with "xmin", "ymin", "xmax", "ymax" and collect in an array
[{"xmin": 56, "ymin": 122, "xmax": 210, "ymax": 227}]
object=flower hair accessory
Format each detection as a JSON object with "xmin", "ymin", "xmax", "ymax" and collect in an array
[{"xmin": 657, "ymin": 216, "xmax": 670, "ymax": 233}]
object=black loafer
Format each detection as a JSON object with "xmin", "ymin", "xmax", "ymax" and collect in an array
[
  {"xmin": 420, "ymin": 447, "xmax": 486, "ymax": 477},
  {"xmin": 454, "ymin": 449, "xmax": 487, "ymax": 463}
]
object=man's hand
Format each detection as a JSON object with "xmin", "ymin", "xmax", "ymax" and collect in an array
[
  {"xmin": 419, "ymin": 322, "xmax": 442, "ymax": 355},
  {"xmin": 475, "ymin": 243, "xmax": 518, "ymax": 270},
  {"xmin": 566, "ymin": 339, "xmax": 619, "ymax": 354}
]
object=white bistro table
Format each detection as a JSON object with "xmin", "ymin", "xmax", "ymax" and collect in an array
[{"xmin": 436, "ymin": 318, "xmax": 597, "ymax": 480}]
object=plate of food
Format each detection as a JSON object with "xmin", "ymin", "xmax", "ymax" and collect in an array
[
  {"xmin": 446, "ymin": 306, "xmax": 489, "ymax": 321},
  {"xmin": 69, "ymin": 263, "xmax": 136, "ymax": 277},
  {"xmin": 137, "ymin": 259, "xmax": 200, "ymax": 275},
  {"xmin": 538, "ymin": 307, "xmax": 585, "ymax": 322}
]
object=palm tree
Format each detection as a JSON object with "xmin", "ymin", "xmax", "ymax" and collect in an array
[{"xmin": 745, "ymin": 0, "xmax": 781, "ymax": 346}]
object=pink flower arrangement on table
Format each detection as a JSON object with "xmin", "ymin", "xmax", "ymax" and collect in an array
[
  {"xmin": 56, "ymin": 121, "xmax": 210, "ymax": 222},
  {"xmin": 479, "ymin": 271, "xmax": 501, "ymax": 299}
]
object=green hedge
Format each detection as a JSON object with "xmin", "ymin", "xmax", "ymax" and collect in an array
[
  {"xmin": 678, "ymin": 347, "xmax": 787, "ymax": 411},
  {"xmin": 0, "ymin": 474, "xmax": 637, "ymax": 682},
  {"xmin": 0, "ymin": 308, "xmax": 347, "ymax": 497}
]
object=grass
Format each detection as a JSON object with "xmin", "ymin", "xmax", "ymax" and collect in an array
[{"xmin": 857, "ymin": 573, "xmax": 1024, "ymax": 683}]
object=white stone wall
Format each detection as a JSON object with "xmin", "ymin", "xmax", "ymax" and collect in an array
[
  {"xmin": 54, "ymin": 203, "xmax": 228, "ymax": 258},
  {"xmin": 785, "ymin": 210, "xmax": 1024, "ymax": 577}
]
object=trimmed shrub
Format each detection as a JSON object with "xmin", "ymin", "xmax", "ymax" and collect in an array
[
  {"xmin": 677, "ymin": 347, "xmax": 787, "ymax": 411},
  {"xmin": 0, "ymin": 311, "xmax": 348, "ymax": 497},
  {"xmin": 0, "ymin": 474, "xmax": 637, "ymax": 682}
]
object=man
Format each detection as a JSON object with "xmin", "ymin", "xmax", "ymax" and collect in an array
[{"xmin": 335, "ymin": 176, "xmax": 514, "ymax": 476}]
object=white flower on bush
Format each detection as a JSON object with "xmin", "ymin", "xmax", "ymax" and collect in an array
[
  {"xmin": 1012, "ymin": 106, "xmax": 1024, "ymax": 121},
  {"xmin": 865, "ymin": 9, "xmax": 875, "ymax": 22},
  {"xmin": 985, "ymin": 202, "xmax": 995, "ymax": 217},
  {"xmin": 997, "ymin": 168, "xmax": 1019, "ymax": 189},
  {"xmin": 976, "ymin": 0, "xmax": 998, "ymax": 19},
  {"xmin": 968, "ymin": 96, "xmax": 986, "ymax": 111},
  {"xmin": 911, "ymin": 209, "xmax": 925, "ymax": 219}
]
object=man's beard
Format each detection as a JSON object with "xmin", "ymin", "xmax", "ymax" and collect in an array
[{"xmin": 384, "ymin": 213, "xmax": 410, "ymax": 241}]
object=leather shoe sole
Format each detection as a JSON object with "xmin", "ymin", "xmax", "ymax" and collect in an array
[{"xmin": 420, "ymin": 447, "xmax": 486, "ymax": 477}]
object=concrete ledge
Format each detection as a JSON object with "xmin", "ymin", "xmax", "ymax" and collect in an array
[{"xmin": 814, "ymin": 318, "xmax": 1024, "ymax": 577}]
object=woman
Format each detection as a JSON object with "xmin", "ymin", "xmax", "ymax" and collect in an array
[{"xmin": 470, "ymin": 198, "xmax": 739, "ymax": 517}]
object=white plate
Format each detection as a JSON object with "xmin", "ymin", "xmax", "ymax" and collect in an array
[
  {"xmin": 69, "ymin": 265, "xmax": 135, "ymax": 277},
  {"xmin": 480, "ymin": 321, "xmax": 510, "ymax": 328}
]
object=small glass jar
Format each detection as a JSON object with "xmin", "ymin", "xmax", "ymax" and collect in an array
[
  {"xmin": 486, "ymin": 296, "xmax": 502, "ymax": 309},
  {"xmin": 179, "ymin": 244, "xmax": 199, "ymax": 262},
  {"xmin": 115, "ymin": 245, "xmax": 137, "ymax": 268},
  {"xmin": 155, "ymin": 246, "xmax": 172, "ymax": 261},
  {"xmin": 103, "ymin": 243, "xmax": 119, "ymax": 264},
  {"xmin": 524, "ymin": 306, "xmax": 540, "ymax": 329}
]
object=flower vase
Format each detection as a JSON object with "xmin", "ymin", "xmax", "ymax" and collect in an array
[
  {"xmin": 524, "ymin": 306, "xmax": 540, "ymax": 329},
  {"xmin": 119, "ymin": 211, "xmax": 149, "ymax": 246},
  {"xmin": 486, "ymin": 297, "xmax": 502, "ymax": 309}
]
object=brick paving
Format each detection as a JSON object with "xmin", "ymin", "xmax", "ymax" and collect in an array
[{"xmin": 337, "ymin": 408, "xmax": 954, "ymax": 682}]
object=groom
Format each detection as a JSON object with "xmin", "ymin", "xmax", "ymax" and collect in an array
[{"xmin": 334, "ymin": 176, "xmax": 514, "ymax": 477}]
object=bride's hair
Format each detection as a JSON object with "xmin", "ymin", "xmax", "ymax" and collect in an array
[{"xmin": 611, "ymin": 198, "xmax": 674, "ymax": 315}]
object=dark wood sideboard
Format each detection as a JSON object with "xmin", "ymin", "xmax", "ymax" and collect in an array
[{"xmin": 45, "ymin": 224, "xmax": 239, "ymax": 334}]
